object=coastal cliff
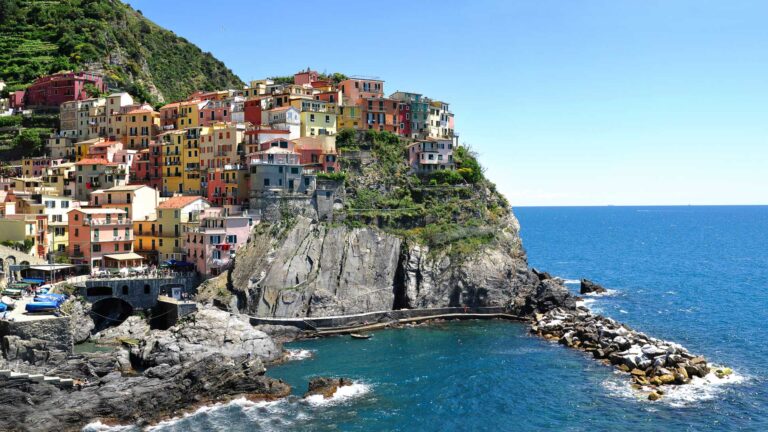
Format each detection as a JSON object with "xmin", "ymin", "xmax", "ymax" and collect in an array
[{"xmin": 202, "ymin": 130, "xmax": 569, "ymax": 319}]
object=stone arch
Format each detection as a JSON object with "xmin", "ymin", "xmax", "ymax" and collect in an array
[
  {"xmin": 91, "ymin": 297, "xmax": 134, "ymax": 332},
  {"xmin": 6, "ymin": 256, "xmax": 16, "ymax": 281}
]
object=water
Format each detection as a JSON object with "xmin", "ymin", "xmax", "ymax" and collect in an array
[{"xmin": 121, "ymin": 206, "xmax": 768, "ymax": 431}]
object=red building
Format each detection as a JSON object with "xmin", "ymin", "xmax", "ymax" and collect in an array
[
  {"xmin": 24, "ymin": 71, "xmax": 106, "ymax": 108},
  {"xmin": 294, "ymin": 68, "xmax": 319, "ymax": 85},
  {"xmin": 293, "ymin": 136, "xmax": 340, "ymax": 173},
  {"xmin": 244, "ymin": 98, "xmax": 264, "ymax": 126},
  {"xmin": 9, "ymin": 90, "xmax": 25, "ymax": 110},
  {"xmin": 396, "ymin": 102, "xmax": 411, "ymax": 137},
  {"xmin": 147, "ymin": 141, "xmax": 163, "ymax": 191}
]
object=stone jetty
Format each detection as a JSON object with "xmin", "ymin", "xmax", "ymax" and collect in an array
[{"xmin": 531, "ymin": 305, "xmax": 713, "ymax": 400}]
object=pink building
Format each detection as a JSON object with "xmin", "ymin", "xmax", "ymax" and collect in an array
[
  {"xmin": 338, "ymin": 78, "xmax": 384, "ymax": 105},
  {"xmin": 407, "ymin": 138, "xmax": 455, "ymax": 174},
  {"xmin": 199, "ymin": 99, "xmax": 233, "ymax": 126},
  {"xmin": 67, "ymin": 207, "xmax": 140, "ymax": 270},
  {"xmin": 185, "ymin": 207, "xmax": 252, "ymax": 277},
  {"xmin": 244, "ymin": 129, "xmax": 290, "ymax": 154},
  {"xmin": 24, "ymin": 71, "xmax": 106, "ymax": 108}
]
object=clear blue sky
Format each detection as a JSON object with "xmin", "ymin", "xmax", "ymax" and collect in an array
[{"xmin": 130, "ymin": 0, "xmax": 768, "ymax": 206}]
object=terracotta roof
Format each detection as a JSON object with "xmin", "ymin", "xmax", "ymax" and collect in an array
[
  {"xmin": 292, "ymin": 136, "xmax": 337, "ymax": 154},
  {"xmin": 127, "ymin": 108, "xmax": 155, "ymax": 115},
  {"xmin": 159, "ymin": 102, "xmax": 181, "ymax": 109},
  {"xmin": 75, "ymin": 158, "xmax": 119, "ymax": 166},
  {"xmin": 158, "ymin": 195, "xmax": 205, "ymax": 209}
]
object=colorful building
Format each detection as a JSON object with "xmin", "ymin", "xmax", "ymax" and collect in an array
[
  {"xmin": 125, "ymin": 107, "xmax": 160, "ymax": 149},
  {"xmin": 185, "ymin": 206, "xmax": 252, "ymax": 277},
  {"xmin": 24, "ymin": 71, "xmax": 106, "ymax": 108},
  {"xmin": 67, "ymin": 208, "xmax": 138, "ymax": 270},
  {"xmin": 89, "ymin": 184, "xmax": 159, "ymax": 221},
  {"xmin": 407, "ymin": 138, "xmax": 455, "ymax": 174},
  {"xmin": 292, "ymin": 136, "xmax": 340, "ymax": 172},
  {"xmin": 156, "ymin": 196, "xmax": 210, "ymax": 262},
  {"xmin": 338, "ymin": 78, "xmax": 384, "ymax": 104},
  {"xmin": 73, "ymin": 158, "xmax": 130, "ymax": 201}
]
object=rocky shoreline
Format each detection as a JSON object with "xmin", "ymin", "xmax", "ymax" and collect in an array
[{"xmin": 0, "ymin": 273, "xmax": 728, "ymax": 430}]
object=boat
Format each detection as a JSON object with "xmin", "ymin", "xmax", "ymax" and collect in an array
[
  {"xmin": 1, "ymin": 296, "xmax": 16, "ymax": 310},
  {"xmin": 25, "ymin": 302, "xmax": 59, "ymax": 312},
  {"xmin": 350, "ymin": 333, "xmax": 372, "ymax": 340},
  {"xmin": 0, "ymin": 303, "xmax": 6, "ymax": 313},
  {"xmin": 34, "ymin": 296, "xmax": 65, "ymax": 306}
]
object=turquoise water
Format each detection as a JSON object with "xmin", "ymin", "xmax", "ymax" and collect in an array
[{"xmin": 148, "ymin": 206, "xmax": 767, "ymax": 431}]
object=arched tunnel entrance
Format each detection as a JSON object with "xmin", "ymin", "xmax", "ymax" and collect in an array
[{"xmin": 90, "ymin": 297, "xmax": 134, "ymax": 333}]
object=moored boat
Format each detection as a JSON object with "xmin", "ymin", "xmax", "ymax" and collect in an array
[
  {"xmin": 25, "ymin": 301, "xmax": 60, "ymax": 312},
  {"xmin": 350, "ymin": 333, "xmax": 372, "ymax": 339}
]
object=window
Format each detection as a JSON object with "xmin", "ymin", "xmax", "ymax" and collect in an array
[
  {"xmin": 291, "ymin": 167, "xmax": 299, "ymax": 174},
  {"xmin": 92, "ymin": 244, "xmax": 101, "ymax": 252},
  {"xmin": 144, "ymin": 285, "xmax": 151, "ymax": 294},
  {"xmin": 122, "ymin": 285, "xmax": 129, "ymax": 295},
  {"xmin": 264, "ymin": 178, "xmax": 270, "ymax": 186}
]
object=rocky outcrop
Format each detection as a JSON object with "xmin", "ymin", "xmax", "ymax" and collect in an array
[
  {"xmin": 580, "ymin": 279, "xmax": 607, "ymax": 295},
  {"xmin": 0, "ymin": 307, "xmax": 289, "ymax": 430},
  {"xmin": 229, "ymin": 214, "xmax": 545, "ymax": 318},
  {"xmin": 304, "ymin": 377, "xmax": 354, "ymax": 399},
  {"xmin": 62, "ymin": 299, "xmax": 94, "ymax": 344},
  {"xmin": 131, "ymin": 306, "xmax": 281, "ymax": 368},
  {"xmin": 0, "ymin": 354, "xmax": 290, "ymax": 432},
  {"xmin": 532, "ymin": 306, "xmax": 714, "ymax": 397},
  {"xmin": 92, "ymin": 315, "xmax": 150, "ymax": 343},
  {"xmin": 0, "ymin": 317, "xmax": 73, "ymax": 367}
]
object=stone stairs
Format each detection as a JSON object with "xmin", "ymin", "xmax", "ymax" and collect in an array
[{"xmin": 0, "ymin": 369, "xmax": 74, "ymax": 388}]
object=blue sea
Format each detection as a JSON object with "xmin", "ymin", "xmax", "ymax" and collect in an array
[{"xmin": 142, "ymin": 206, "xmax": 768, "ymax": 431}]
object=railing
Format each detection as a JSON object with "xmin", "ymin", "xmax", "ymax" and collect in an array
[{"xmin": 83, "ymin": 218, "xmax": 132, "ymax": 226}]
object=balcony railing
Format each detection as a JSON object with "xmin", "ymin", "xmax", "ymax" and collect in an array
[{"xmin": 84, "ymin": 218, "xmax": 132, "ymax": 226}]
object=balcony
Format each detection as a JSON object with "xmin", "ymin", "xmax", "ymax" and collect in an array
[
  {"xmin": 92, "ymin": 234, "xmax": 133, "ymax": 242},
  {"xmin": 83, "ymin": 218, "xmax": 132, "ymax": 226}
]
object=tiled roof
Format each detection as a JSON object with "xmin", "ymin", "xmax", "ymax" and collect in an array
[
  {"xmin": 158, "ymin": 195, "xmax": 205, "ymax": 209},
  {"xmin": 245, "ymin": 129, "xmax": 289, "ymax": 135},
  {"xmin": 75, "ymin": 158, "xmax": 119, "ymax": 166}
]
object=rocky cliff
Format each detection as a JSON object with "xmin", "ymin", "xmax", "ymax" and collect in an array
[{"xmin": 220, "ymin": 211, "xmax": 571, "ymax": 319}]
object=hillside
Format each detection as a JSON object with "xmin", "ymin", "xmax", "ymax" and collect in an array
[{"xmin": 0, "ymin": 0, "xmax": 243, "ymax": 103}]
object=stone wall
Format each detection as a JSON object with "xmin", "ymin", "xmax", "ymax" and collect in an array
[{"xmin": 79, "ymin": 275, "xmax": 198, "ymax": 310}]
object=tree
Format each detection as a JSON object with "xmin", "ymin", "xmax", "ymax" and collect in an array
[{"xmin": 13, "ymin": 128, "xmax": 44, "ymax": 154}]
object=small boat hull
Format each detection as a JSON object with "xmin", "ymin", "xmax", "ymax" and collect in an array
[
  {"xmin": 350, "ymin": 333, "xmax": 372, "ymax": 339},
  {"xmin": 26, "ymin": 302, "xmax": 59, "ymax": 312}
]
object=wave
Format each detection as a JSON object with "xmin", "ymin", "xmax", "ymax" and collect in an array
[
  {"xmin": 81, "ymin": 421, "xmax": 137, "ymax": 432},
  {"xmin": 303, "ymin": 382, "xmax": 372, "ymax": 407},
  {"xmin": 602, "ymin": 366, "xmax": 748, "ymax": 408},
  {"xmin": 581, "ymin": 288, "xmax": 620, "ymax": 297},
  {"xmin": 284, "ymin": 349, "xmax": 314, "ymax": 361},
  {"xmin": 557, "ymin": 278, "xmax": 581, "ymax": 285}
]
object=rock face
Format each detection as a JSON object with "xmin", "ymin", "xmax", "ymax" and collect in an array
[
  {"xmin": 230, "ymin": 214, "xmax": 549, "ymax": 318},
  {"xmin": 304, "ymin": 377, "xmax": 354, "ymax": 398},
  {"xmin": 0, "ymin": 318, "xmax": 73, "ymax": 367},
  {"xmin": 580, "ymin": 279, "xmax": 607, "ymax": 295},
  {"xmin": 131, "ymin": 306, "xmax": 281, "ymax": 368},
  {"xmin": 63, "ymin": 299, "xmax": 95, "ymax": 344}
]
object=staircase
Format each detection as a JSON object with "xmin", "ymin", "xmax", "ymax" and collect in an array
[{"xmin": 0, "ymin": 369, "xmax": 74, "ymax": 388}]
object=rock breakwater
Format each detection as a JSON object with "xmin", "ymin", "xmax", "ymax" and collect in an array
[{"xmin": 531, "ymin": 304, "xmax": 715, "ymax": 400}]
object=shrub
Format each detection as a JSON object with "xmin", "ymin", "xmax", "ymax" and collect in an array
[{"xmin": 429, "ymin": 169, "xmax": 464, "ymax": 185}]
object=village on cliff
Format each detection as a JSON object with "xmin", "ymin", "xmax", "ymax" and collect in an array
[{"xmin": 0, "ymin": 68, "xmax": 459, "ymax": 318}]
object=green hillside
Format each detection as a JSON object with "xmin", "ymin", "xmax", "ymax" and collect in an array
[{"xmin": 0, "ymin": 0, "xmax": 243, "ymax": 103}]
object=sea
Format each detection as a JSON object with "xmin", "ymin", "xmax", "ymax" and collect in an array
[{"xmin": 88, "ymin": 206, "xmax": 768, "ymax": 431}]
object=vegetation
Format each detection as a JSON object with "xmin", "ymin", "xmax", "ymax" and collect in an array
[
  {"xmin": 0, "ymin": 0, "xmax": 243, "ymax": 103},
  {"xmin": 316, "ymin": 171, "xmax": 346, "ymax": 182},
  {"xmin": 337, "ymin": 131, "xmax": 512, "ymax": 257},
  {"xmin": 0, "ymin": 238, "xmax": 35, "ymax": 254}
]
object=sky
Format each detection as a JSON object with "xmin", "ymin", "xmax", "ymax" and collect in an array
[{"xmin": 130, "ymin": 0, "xmax": 768, "ymax": 206}]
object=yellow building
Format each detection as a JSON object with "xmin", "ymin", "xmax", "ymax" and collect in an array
[
  {"xmin": 293, "ymin": 99, "xmax": 337, "ymax": 137},
  {"xmin": 159, "ymin": 127, "xmax": 202, "ymax": 196},
  {"xmin": 159, "ymin": 130, "xmax": 184, "ymax": 196},
  {"xmin": 177, "ymin": 100, "xmax": 206, "ymax": 129},
  {"xmin": 134, "ymin": 215, "xmax": 159, "ymax": 265},
  {"xmin": 156, "ymin": 196, "xmax": 209, "ymax": 262},
  {"xmin": 42, "ymin": 162, "xmax": 76, "ymax": 197},
  {"xmin": 0, "ymin": 214, "xmax": 49, "ymax": 259},
  {"xmin": 125, "ymin": 107, "xmax": 160, "ymax": 149},
  {"xmin": 181, "ymin": 127, "xmax": 202, "ymax": 195},
  {"xmin": 337, "ymin": 105, "xmax": 361, "ymax": 130}
]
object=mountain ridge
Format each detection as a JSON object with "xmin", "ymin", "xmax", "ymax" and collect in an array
[{"xmin": 0, "ymin": 0, "xmax": 243, "ymax": 103}]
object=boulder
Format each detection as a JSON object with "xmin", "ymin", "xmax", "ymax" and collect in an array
[
  {"xmin": 648, "ymin": 391, "xmax": 662, "ymax": 401},
  {"xmin": 303, "ymin": 377, "xmax": 354, "ymax": 399},
  {"xmin": 580, "ymin": 279, "xmax": 607, "ymax": 295}
]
